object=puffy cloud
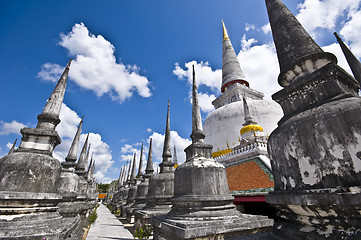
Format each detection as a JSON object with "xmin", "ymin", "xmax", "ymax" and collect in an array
[
  {"xmin": 245, "ymin": 23, "xmax": 255, "ymax": 32},
  {"xmin": 339, "ymin": 9, "xmax": 361, "ymax": 58},
  {"xmin": 173, "ymin": 61, "xmax": 221, "ymax": 113},
  {"xmin": 196, "ymin": 92, "xmax": 216, "ymax": 114},
  {"xmin": 146, "ymin": 128, "xmax": 152, "ymax": 133},
  {"xmin": 241, "ymin": 34, "xmax": 257, "ymax": 51},
  {"xmin": 237, "ymin": 37, "xmax": 281, "ymax": 100},
  {"xmin": 53, "ymin": 103, "xmax": 114, "ymax": 183},
  {"xmin": 37, "ymin": 63, "xmax": 64, "ymax": 83},
  {"xmin": 0, "ymin": 120, "xmax": 26, "ymax": 135},
  {"xmin": 173, "ymin": 61, "xmax": 222, "ymax": 93},
  {"xmin": 38, "ymin": 23, "xmax": 152, "ymax": 103},
  {"xmin": 296, "ymin": 0, "xmax": 361, "ymax": 38}
]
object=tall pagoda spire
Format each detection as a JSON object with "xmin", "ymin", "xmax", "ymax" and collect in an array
[
  {"xmin": 8, "ymin": 139, "xmax": 17, "ymax": 154},
  {"xmin": 130, "ymin": 153, "xmax": 137, "ymax": 182},
  {"xmin": 118, "ymin": 165, "xmax": 124, "ymax": 187},
  {"xmin": 190, "ymin": 65, "xmax": 205, "ymax": 144},
  {"xmin": 334, "ymin": 32, "xmax": 361, "ymax": 87},
  {"xmin": 145, "ymin": 138, "xmax": 154, "ymax": 176},
  {"xmin": 221, "ymin": 20, "xmax": 248, "ymax": 92},
  {"xmin": 242, "ymin": 97, "xmax": 257, "ymax": 126},
  {"xmin": 173, "ymin": 145, "xmax": 178, "ymax": 165},
  {"xmin": 137, "ymin": 142, "xmax": 144, "ymax": 177},
  {"xmin": 18, "ymin": 61, "xmax": 72, "ymax": 155},
  {"xmin": 265, "ymin": 0, "xmax": 336, "ymax": 87},
  {"xmin": 162, "ymin": 100, "xmax": 172, "ymax": 162},
  {"xmin": 75, "ymin": 133, "xmax": 89, "ymax": 176},
  {"xmin": 37, "ymin": 60, "xmax": 72, "ymax": 130},
  {"xmin": 127, "ymin": 158, "xmax": 133, "ymax": 182},
  {"xmin": 64, "ymin": 117, "xmax": 83, "ymax": 169}
]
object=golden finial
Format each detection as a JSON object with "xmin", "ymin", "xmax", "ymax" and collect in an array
[{"xmin": 222, "ymin": 19, "xmax": 230, "ymax": 41}]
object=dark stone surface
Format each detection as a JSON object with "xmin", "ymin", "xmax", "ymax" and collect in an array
[{"xmin": 0, "ymin": 152, "xmax": 62, "ymax": 193}]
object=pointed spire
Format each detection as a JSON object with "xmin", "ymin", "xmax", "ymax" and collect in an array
[
  {"xmin": 265, "ymin": 0, "xmax": 336, "ymax": 87},
  {"xmin": 8, "ymin": 139, "xmax": 17, "ymax": 154},
  {"xmin": 86, "ymin": 143, "xmax": 91, "ymax": 165},
  {"xmin": 190, "ymin": 65, "xmax": 205, "ymax": 144},
  {"xmin": 334, "ymin": 32, "xmax": 361, "ymax": 86},
  {"xmin": 87, "ymin": 153, "xmax": 93, "ymax": 174},
  {"xmin": 127, "ymin": 159, "xmax": 132, "ymax": 182},
  {"xmin": 221, "ymin": 20, "xmax": 248, "ymax": 92},
  {"xmin": 137, "ymin": 142, "xmax": 144, "ymax": 177},
  {"xmin": 75, "ymin": 133, "xmax": 89, "ymax": 176},
  {"xmin": 221, "ymin": 19, "xmax": 229, "ymax": 41},
  {"xmin": 130, "ymin": 153, "xmax": 137, "ymax": 181},
  {"xmin": 242, "ymin": 97, "xmax": 257, "ymax": 126},
  {"xmin": 162, "ymin": 100, "xmax": 172, "ymax": 162},
  {"xmin": 118, "ymin": 166, "xmax": 123, "ymax": 187},
  {"xmin": 65, "ymin": 116, "xmax": 83, "ymax": 163},
  {"xmin": 173, "ymin": 145, "xmax": 178, "ymax": 164},
  {"xmin": 145, "ymin": 138, "xmax": 154, "ymax": 175},
  {"xmin": 37, "ymin": 60, "xmax": 72, "ymax": 130}
]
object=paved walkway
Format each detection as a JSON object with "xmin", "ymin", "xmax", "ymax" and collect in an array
[{"xmin": 87, "ymin": 204, "xmax": 134, "ymax": 240}]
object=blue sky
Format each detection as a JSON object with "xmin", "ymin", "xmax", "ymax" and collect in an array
[{"xmin": 1, "ymin": 0, "xmax": 360, "ymax": 182}]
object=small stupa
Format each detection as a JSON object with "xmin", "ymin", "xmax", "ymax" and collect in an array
[
  {"xmin": 134, "ymin": 101, "xmax": 175, "ymax": 224},
  {"xmin": 132, "ymin": 139, "xmax": 155, "ymax": 216}
]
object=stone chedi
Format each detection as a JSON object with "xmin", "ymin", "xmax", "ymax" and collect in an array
[
  {"xmin": 132, "ymin": 138, "xmax": 155, "ymax": 212},
  {"xmin": 57, "ymin": 117, "xmax": 83, "ymax": 218},
  {"xmin": 134, "ymin": 101, "xmax": 175, "ymax": 224},
  {"xmin": 203, "ymin": 20, "xmax": 283, "ymax": 153},
  {"xmin": 125, "ymin": 145, "xmax": 146, "ymax": 223},
  {"xmin": 151, "ymin": 66, "xmax": 273, "ymax": 239},
  {"xmin": 0, "ymin": 61, "xmax": 79, "ymax": 239},
  {"xmin": 265, "ymin": 0, "xmax": 361, "ymax": 239}
]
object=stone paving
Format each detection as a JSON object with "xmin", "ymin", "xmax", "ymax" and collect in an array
[{"xmin": 87, "ymin": 204, "xmax": 133, "ymax": 240}]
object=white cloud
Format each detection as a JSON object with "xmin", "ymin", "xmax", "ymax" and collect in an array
[
  {"xmin": 197, "ymin": 92, "xmax": 216, "ymax": 113},
  {"xmin": 237, "ymin": 37, "xmax": 281, "ymax": 100},
  {"xmin": 38, "ymin": 23, "xmax": 152, "ymax": 103},
  {"xmin": 322, "ymin": 43, "xmax": 352, "ymax": 74},
  {"xmin": 245, "ymin": 23, "xmax": 255, "ymax": 32},
  {"xmin": 339, "ymin": 9, "xmax": 361, "ymax": 58},
  {"xmin": 173, "ymin": 61, "xmax": 221, "ymax": 113},
  {"xmin": 53, "ymin": 103, "xmax": 114, "ymax": 183},
  {"xmin": 37, "ymin": 63, "xmax": 64, "ymax": 83},
  {"xmin": 0, "ymin": 120, "xmax": 26, "ymax": 135},
  {"xmin": 241, "ymin": 34, "xmax": 257, "ymax": 51},
  {"xmin": 147, "ymin": 130, "xmax": 191, "ymax": 166},
  {"xmin": 173, "ymin": 61, "xmax": 222, "ymax": 93},
  {"xmin": 6, "ymin": 142, "xmax": 13, "ymax": 150},
  {"xmin": 296, "ymin": 0, "xmax": 361, "ymax": 38},
  {"xmin": 146, "ymin": 128, "xmax": 152, "ymax": 133}
]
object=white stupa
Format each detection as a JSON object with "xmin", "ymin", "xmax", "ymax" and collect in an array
[{"xmin": 203, "ymin": 21, "xmax": 283, "ymax": 153}]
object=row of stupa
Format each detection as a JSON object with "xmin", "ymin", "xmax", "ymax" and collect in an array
[
  {"xmin": 110, "ymin": 0, "xmax": 361, "ymax": 239},
  {"xmin": 0, "ymin": 60, "xmax": 98, "ymax": 239}
]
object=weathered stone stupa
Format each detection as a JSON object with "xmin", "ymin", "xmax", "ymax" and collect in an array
[
  {"xmin": 151, "ymin": 66, "xmax": 273, "ymax": 239},
  {"xmin": 57, "ymin": 117, "xmax": 83, "ymax": 218},
  {"xmin": 125, "ymin": 144, "xmax": 146, "ymax": 222},
  {"xmin": 265, "ymin": 0, "xmax": 361, "ymax": 239},
  {"xmin": 132, "ymin": 138, "xmax": 154, "ymax": 213},
  {"xmin": 0, "ymin": 61, "xmax": 79, "ymax": 239},
  {"xmin": 134, "ymin": 101, "xmax": 175, "ymax": 224}
]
